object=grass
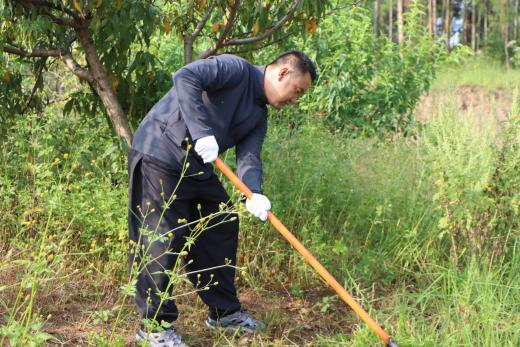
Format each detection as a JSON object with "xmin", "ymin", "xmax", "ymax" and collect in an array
[
  {"xmin": 433, "ymin": 56, "xmax": 520, "ymax": 90},
  {"xmin": 1, "ymin": 61, "xmax": 519, "ymax": 346}
]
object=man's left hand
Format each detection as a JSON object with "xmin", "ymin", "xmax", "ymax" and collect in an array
[{"xmin": 246, "ymin": 193, "xmax": 271, "ymax": 221}]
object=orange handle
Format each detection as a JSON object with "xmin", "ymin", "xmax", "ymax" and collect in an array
[{"xmin": 214, "ymin": 157, "xmax": 393, "ymax": 345}]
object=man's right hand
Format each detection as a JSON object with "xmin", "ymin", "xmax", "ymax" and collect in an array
[
  {"xmin": 194, "ymin": 135, "xmax": 219, "ymax": 163},
  {"xmin": 246, "ymin": 193, "xmax": 271, "ymax": 221}
]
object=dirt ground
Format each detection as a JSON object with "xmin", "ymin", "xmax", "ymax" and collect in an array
[
  {"xmin": 0, "ymin": 258, "xmax": 356, "ymax": 346},
  {"xmin": 415, "ymin": 84, "xmax": 514, "ymax": 127},
  {"xmin": 31, "ymin": 284, "xmax": 355, "ymax": 346}
]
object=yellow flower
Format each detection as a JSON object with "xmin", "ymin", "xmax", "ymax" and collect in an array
[
  {"xmin": 72, "ymin": 162, "xmax": 78, "ymax": 169},
  {"xmin": 63, "ymin": 153, "xmax": 69, "ymax": 159},
  {"xmin": 167, "ymin": 232, "xmax": 173, "ymax": 238},
  {"xmin": 177, "ymin": 218, "xmax": 187, "ymax": 224}
]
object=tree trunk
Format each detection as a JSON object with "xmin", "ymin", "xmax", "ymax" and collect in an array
[
  {"xmin": 501, "ymin": 0, "xmax": 510, "ymax": 68},
  {"xmin": 433, "ymin": 0, "xmax": 437, "ymax": 38},
  {"xmin": 484, "ymin": 1, "xmax": 488, "ymax": 46},
  {"xmin": 471, "ymin": 0, "xmax": 477, "ymax": 51},
  {"xmin": 184, "ymin": 37, "xmax": 194, "ymax": 64},
  {"xmin": 514, "ymin": 0, "xmax": 519, "ymax": 40},
  {"xmin": 389, "ymin": 0, "xmax": 394, "ymax": 41},
  {"xmin": 397, "ymin": 0, "xmax": 404, "ymax": 45},
  {"xmin": 374, "ymin": 0, "xmax": 381, "ymax": 36},
  {"xmin": 462, "ymin": 0, "xmax": 467, "ymax": 44},
  {"xmin": 428, "ymin": 0, "xmax": 433, "ymax": 36},
  {"xmin": 444, "ymin": 0, "xmax": 450, "ymax": 48},
  {"xmin": 476, "ymin": 3, "xmax": 481, "ymax": 50},
  {"xmin": 77, "ymin": 27, "xmax": 133, "ymax": 146}
]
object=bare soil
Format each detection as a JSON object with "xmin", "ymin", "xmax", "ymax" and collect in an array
[
  {"xmin": 415, "ymin": 85, "xmax": 513, "ymax": 127},
  {"xmin": 1, "ymin": 262, "xmax": 356, "ymax": 346}
]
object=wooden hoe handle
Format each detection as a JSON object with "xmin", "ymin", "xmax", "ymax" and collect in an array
[{"xmin": 214, "ymin": 157, "xmax": 399, "ymax": 347}]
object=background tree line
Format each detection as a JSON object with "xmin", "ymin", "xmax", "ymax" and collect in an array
[{"xmin": 374, "ymin": 0, "xmax": 520, "ymax": 66}]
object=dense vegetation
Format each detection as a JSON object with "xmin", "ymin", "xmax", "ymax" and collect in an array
[{"xmin": 1, "ymin": 1, "xmax": 519, "ymax": 346}]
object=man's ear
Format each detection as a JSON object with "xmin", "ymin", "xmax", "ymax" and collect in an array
[{"xmin": 278, "ymin": 66, "xmax": 289, "ymax": 81}]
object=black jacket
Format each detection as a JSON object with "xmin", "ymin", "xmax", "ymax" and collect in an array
[{"xmin": 131, "ymin": 54, "xmax": 268, "ymax": 193}]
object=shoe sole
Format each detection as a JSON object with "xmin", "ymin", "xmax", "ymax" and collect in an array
[
  {"xmin": 135, "ymin": 334, "xmax": 189, "ymax": 346},
  {"xmin": 135, "ymin": 333, "xmax": 145, "ymax": 345},
  {"xmin": 204, "ymin": 319, "xmax": 263, "ymax": 334}
]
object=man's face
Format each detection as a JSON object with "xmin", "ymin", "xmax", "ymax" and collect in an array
[{"xmin": 266, "ymin": 66, "xmax": 312, "ymax": 109}]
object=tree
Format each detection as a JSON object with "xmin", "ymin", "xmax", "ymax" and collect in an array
[
  {"xmin": 0, "ymin": 1, "xmax": 168, "ymax": 145},
  {"xmin": 397, "ymin": 0, "xmax": 404, "ymax": 44},
  {"xmin": 428, "ymin": 0, "xmax": 433, "ymax": 36},
  {"xmin": 514, "ymin": 0, "xmax": 519, "ymax": 41},
  {"xmin": 500, "ymin": 0, "xmax": 509, "ymax": 67},
  {"xmin": 389, "ymin": 0, "xmax": 394, "ymax": 40},
  {"xmin": 471, "ymin": 0, "xmax": 477, "ymax": 50},
  {"xmin": 165, "ymin": 0, "xmax": 332, "ymax": 65},
  {"xmin": 444, "ymin": 0, "xmax": 450, "ymax": 48},
  {"xmin": 374, "ymin": 0, "xmax": 381, "ymax": 36},
  {"xmin": 1, "ymin": 1, "xmax": 332, "ymax": 146},
  {"xmin": 433, "ymin": 0, "xmax": 437, "ymax": 37}
]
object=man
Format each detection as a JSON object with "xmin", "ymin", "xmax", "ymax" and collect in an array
[{"xmin": 128, "ymin": 50, "xmax": 316, "ymax": 346}]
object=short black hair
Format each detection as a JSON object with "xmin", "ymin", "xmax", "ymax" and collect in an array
[{"xmin": 270, "ymin": 50, "xmax": 317, "ymax": 82}]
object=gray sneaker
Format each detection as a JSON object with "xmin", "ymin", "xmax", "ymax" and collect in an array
[
  {"xmin": 205, "ymin": 309, "xmax": 266, "ymax": 333},
  {"xmin": 136, "ymin": 327, "xmax": 188, "ymax": 347}
]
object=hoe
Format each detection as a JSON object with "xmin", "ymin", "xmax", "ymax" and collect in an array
[{"xmin": 215, "ymin": 157, "xmax": 400, "ymax": 347}]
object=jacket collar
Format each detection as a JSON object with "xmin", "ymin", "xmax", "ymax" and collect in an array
[{"xmin": 254, "ymin": 65, "xmax": 268, "ymax": 106}]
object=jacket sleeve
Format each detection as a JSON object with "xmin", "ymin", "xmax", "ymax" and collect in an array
[
  {"xmin": 236, "ymin": 116, "xmax": 267, "ymax": 194},
  {"xmin": 172, "ymin": 54, "xmax": 245, "ymax": 141}
]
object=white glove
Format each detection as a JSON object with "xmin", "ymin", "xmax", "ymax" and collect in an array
[
  {"xmin": 194, "ymin": 135, "xmax": 219, "ymax": 163},
  {"xmin": 246, "ymin": 193, "xmax": 271, "ymax": 221}
]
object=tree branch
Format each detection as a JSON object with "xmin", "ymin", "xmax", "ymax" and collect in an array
[
  {"xmin": 82, "ymin": 0, "xmax": 90, "ymax": 18},
  {"xmin": 223, "ymin": 0, "xmax": 299, "ymax": 46},
  {"xmin": 18, "ymin": 0, "xmax": 80, "ymax": 20},
  {"xmin": 41, "ymin": 10, "xmax": 78, "ymax": 28},
  {"xmin": 3, "ymin": 45, "xmax": 64, "ymax": 58},
  {"xmin": 60, "ymin": 53, "xmax": 93, "ymax": 82},
  {"xmin": 325, "ymin": 0, "xmax": 363, "ymax": 17},
  {"xmin": 223, "ymin": 34, "xmax": 290, "ymax": 55},
  {"xmin": 191, "ymin": 3, "xmax": 216, "ymax": 40},
  {"xmin": 21, "ymin": 58, "xmax": 48, "ymax": 114},
  {"xmin": 198, "ymin": 0, "xmax": 240, "ymax": 59}
]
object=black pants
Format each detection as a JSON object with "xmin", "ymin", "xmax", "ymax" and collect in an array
[{"xmin": 128, "ymin": 149, "xmax": 241, "ymax": 324}]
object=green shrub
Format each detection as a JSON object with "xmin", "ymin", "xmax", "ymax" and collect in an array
[{"xmin": 290, "ymin": 3, "xmax": 443, "ymax": 135}]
